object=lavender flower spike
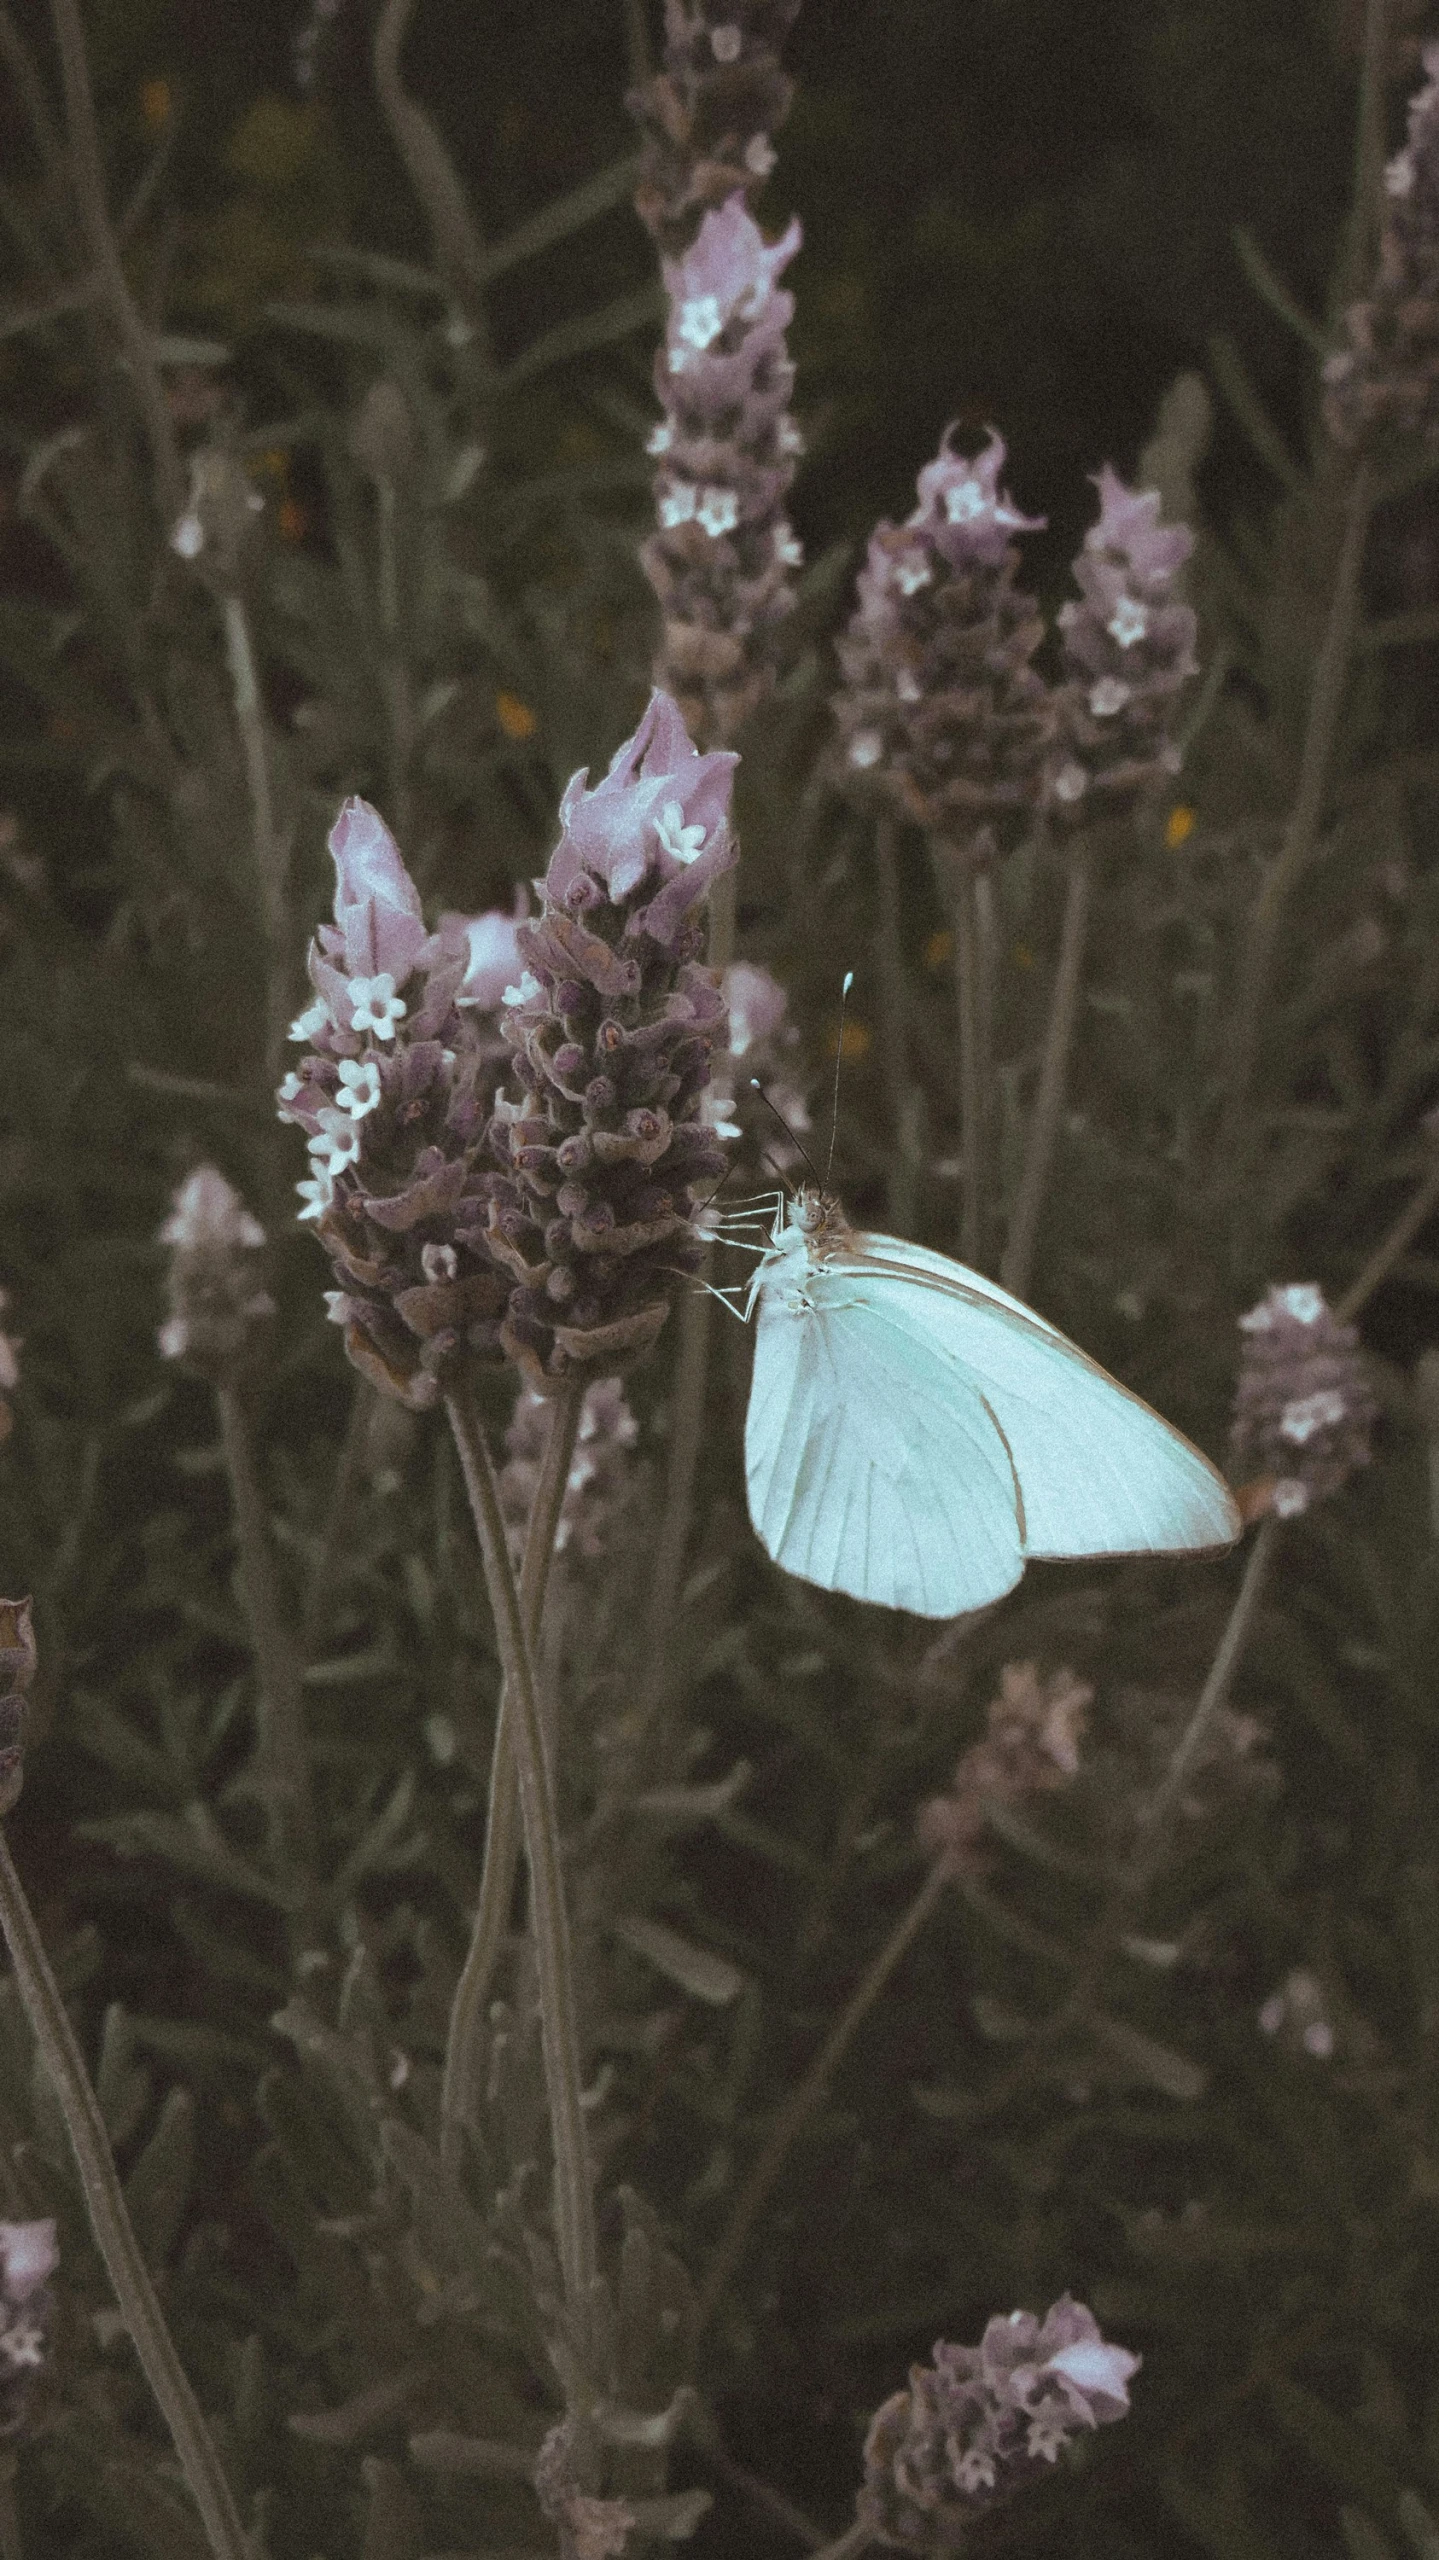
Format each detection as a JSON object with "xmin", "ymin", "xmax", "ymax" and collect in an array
[
  {"xmin": 1326, "ymin": 43, "xmax": 1439, "ymax": 451},
  {"xmin": 629, "ymin": 0, "xmax": 804, "ymax": 257},
  {"xmin": 1048, "ymin": 463, "xmax": 1198, "ymax": 823},
  {"xmin": 485, "ymin": 689, "xmax": 737, "ymax": 1384},
  {"xmin": 643, "ymin": 193, "xmax": 805, "ymax": 748},
  {"xmin": 157, "ymin": 1167, "xmax": 274, "ymax": 1382},
  {"xmin": 834, "ymin": 426, "xmax": 1052, "ymax": 864},
  {"xmin": 1229, "ymin": 1282, "xmax": 1377, "ymax": 1518}
]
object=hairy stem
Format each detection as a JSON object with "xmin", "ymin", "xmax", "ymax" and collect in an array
[
  {"xmin": 1125, "ymin": 1518, "xmax": 1279, "ymax": 1893},
  {"xmin": 1335, "ymin": 1153, "xmax": 1439, "ymax": 1322},
  {"xmin": 696, "ymin": 1860, "xmax": 949, "ymax": 2333},
  {"xmin": 874, "ymin": 816, "xmax": 915, "ymax": 1235},
  {"xmin": 443, "ymin": 1379, "xmax": 596, "ymax": 2350},
  {"xmin": 215, "ymin": 1385, "xmax": 319, "ymax": 1938},
  {"xmin": 49, "ymin": 0, "xmax": 183, "ymax": 521},
  {"xmin": 1000, "ymin": 843, "xmax": 1093, "ymax": 1299},
  {"xmin": 952, "ymin": 865, "xmax": 988, "ymax": 1267},
  {"xmin": 301, "ymin": 1376, "xmax": 375, "ymax": 1655},
  {"xmin": 1218, "ymin": 460, "xmax": 1373, "ymax": 1161},
  {"xmin": 220, "ymin": 591, "xmax": 290, "ymax": 1093},
  {"xmin": 441, "ymin": 1377, "xmax": 584, "ymax": 2174},
  {"xmin": 0, "ymin": 1830, "xmax": 250, "ymax": 2560},
  {"xmin": 808, "ymin": 2523, "xmax": 874, "ymax": 2560}
]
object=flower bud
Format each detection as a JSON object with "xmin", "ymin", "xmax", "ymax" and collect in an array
[{"xmin": 157, "ymin": 1168, "xmax": 273, "ymax": 1384}]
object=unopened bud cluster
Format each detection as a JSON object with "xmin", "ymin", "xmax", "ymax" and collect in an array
[
  {"xmin": 1229, "ymin": 1282, "xmax": 1376, "ymax": 1517},
  {"xmin": 482, "ymin": 690, "xmax": 736, "ymax": 1385},
  {"xmin": 834, "ymin": 430, "xmax": 1053, "ymax": 866},
  {"xmin": 278, "ymin": 800, "xmax": 512, "ymax": 1408},
  {"xmin": 1325, "ymin": 45, "xmax": 1439, "ymax": 450},
  {"xmin": 916, "ymin": 1661, "xmax": 1091, "ymax": 1876},
  {"xmin": 157, "ymin": 1167, "xmax": 273, "ymax": 1382},
  {"xmin": 642, "ymin": 194, "xmax": 805, "ymax": 747},
  {"xmin": 860, "ymin": 2296, "xmax": 1139, "ymax": 2545},
  {"xmin": 629, "ymin": 0, "xmax": 802, "ymax": 257},
  {"xmin": 1047, "ymin": 466, "xmax": 1197, "ymax": 823}
]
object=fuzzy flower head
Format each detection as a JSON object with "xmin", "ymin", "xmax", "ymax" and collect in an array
[
  {"xmin": 628, "ymin": 0, "xmax": 804, "ymax": 257},
  {"xmin": 834, "ymin": 428, "xmax": 1053, "ymax": 863},
  {"xmin": 916, "ymin": 1662, "xmax": 1092, "ymax": 1877},
  {"xmin": 1229, "ymin": 1282, "xmax": 1377, "ymax": 1518},
  {"xmin": 157, "ymin": 1166, "xmax": 274, "ymax": 1382},
  {"xmin": 279, "ymin": 803, "xmax": 512, "ymax": 1407},
  {"xmin": 1048, "ymin": 464, "xmax": 1198, "ymax": 826},
  {"xmin": 1326, "ymin": 44, "xmax": 1439, "ymax": 450},
  {"xmin": 644, "ymin": 195, "xmax": 805, "ymax": 748},
  {"xmin": 861, "ymin": 2295, "xmax": 1139, "ymax": 2545},
  {"xmin": 482, "ymin": 691, "xmax": 738, "ymax": 1385}
]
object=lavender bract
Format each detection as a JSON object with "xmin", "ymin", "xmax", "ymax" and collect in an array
[
  {"xmin": 278, "ymin": 798, "xmax": 511, "ymax": 1408},
  {"xmin": 642, "ymin": 193, "xmax": 804, "ymax": 748},
  {"xmin": 835, "ymin": 428, "xmax": 1053, "ymax": 867},
  {"xmin": 860, "ymin": 2296, "xmax": 1140, "ymax": 2546},
  {"xmin": 484, "ymin": 689, "xmax": 737, "ymax": 1385},
  {"xmin": 1048, "ymin": 465, "xmax": 1198, "ymax": 824},
  {"xmin": 629, "ymin": 0, "xmax": 803, "ymax": 258}
]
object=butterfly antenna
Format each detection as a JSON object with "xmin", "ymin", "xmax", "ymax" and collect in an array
[
  {"xmin": 750, "ymin": 1080, "xmax": 823, "ymax": 1189},
  {"xmin": 825, "ymin": 970, "xmax": 854, "ymax": 1185}
]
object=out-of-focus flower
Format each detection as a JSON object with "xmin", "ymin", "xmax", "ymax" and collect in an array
[
  {"xmin": 482, "ymin": 690, "xmax": 737, "ymax": 1385},
  {"xmin": 279, "ymin": 801, "xmax": 511, "ymax": 1408},
  {"xmin": 860, "ymin": 2295, "xmax": 1139, "ymax": 2544},
  {"xmin": 629, "ymin": 0, "xmax": 803, "ymax": 257},
  {"xmin": 1258, "ymin": 1967, "xmax": 1335, "ymax": 2060},
  {"xmin": 0, "ymin": 1598, "xmax": 32, "ymax": 1821},
  {"xmin": 500, "ymin": 1376, "xmax": 641, "ymax": 1563},
  {"xmin": 834, "ymin": 428, "xmax": 1053, "ymax": 870},
  {"xmin": 348, "ymin": 378, "xmax": 415, "ymax": 486},
  {"xmin": 642, "ymin": 194, "xmax": 804, "ymax": 747},
  {"xmin": 0, "ymin": 1291, "xmax": 19, "ymax": 1446},
  {"xmin": 0, "ymin": 2217, "xmax": 56, "ymax": 2435},
  {"xmin": 497, "ymin": 690, "xmax": 539, "ymax": 741},
  {"xmin": 916, "ymin": 1661, "xmax": 1092, "ymax": 1876},
  {"xmin": 1047, "ymin": 466, "xmax": 1198, "ymax": 826},
  {"xmin": 157, "ymin": 1167, "xmax": 273, "ymax": 1382},
  {"xmin": 1230, "ymin": 1282, "xmax": 1377, "ymax": 1517},
  {"xmin": 168, "ymin": 445, "xmax": 265, "ymax": 584},
  {"xmin": 1326, "ymin": 44, "xmax": 1439, "ymax": 449}
]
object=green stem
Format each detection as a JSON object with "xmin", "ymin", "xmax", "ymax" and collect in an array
[
  {"xmin": 1125, "ymin": 1517, "xmax": 1279, "ymax": 1894},
  {"xmin": 695, "ymin": 1860, "xmax": 949, "ymax": 2334},
  {"xmin": 807, "ymin": 2522, "xmax": 874, "ymax": 2560},
  {"xmin": 220, "ymin": 591, "xmax": 290, "ymax": 1093},
  {"xmin": 1000, "ymin": 844, "xmax": 1093, "ymax": 1300},
  {"xmin": 443, "ymin": 1380, "xmax": 596, "ymax": 2352},
  {"xmin": 951, "ymin": 863, "xmax": 988, "ymax": 1268},
  {"xmin": 1335, "ymin": 1153, "xmax": 1439, "ymax": 1323},
  {"xmin": 0, "ymin": 1831, "xmax": 250, "ymax": 2560},
  {"xmin": 301, "ymin": 1376, "xmax": 375, "ymax": 1656},
  {"xmin": 1331, "ymin": 0, "xmax": 1393, "ymax": 325},
  {"xmin": 1219, "ymin": 458, "xmax": 1373, "ymax": 1162},
  {"xmin": 215, "ymin": 1385, "xmax": 319, "ymax": 1938},
  {"xmin": 441, "ymin": 1377, "xmax": 584, "ymax": 2174},
  {"xmin": 375, "ymin": 477, "xmax": 416, "ymax": 846},
  {"xmin": 873, "ymin": 817, "xmax": 919, "ymax": 1236},
  {"xmin": 0, "ymin": 2451, "xmax": 20, "ymax": 2560}
]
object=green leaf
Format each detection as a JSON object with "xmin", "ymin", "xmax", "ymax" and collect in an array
[
  {"xmin": 497, "ymin": 284, "xmax": 664, "ymax": 397},
  {"xmin": 123, "ymin": 2086, "xmax": 195, "ymax": 2266},
  {"xmin": 612, "ymin": 1916, "xmax": 746, "ymax": 2007},
  {"xmin": 95, "ymin": 2004, "xmax": 153, "ymax": 2150}
]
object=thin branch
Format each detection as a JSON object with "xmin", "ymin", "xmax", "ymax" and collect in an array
[
  {"xmin": 0, "ymin": 1830, "xmax": 251, "ymax": 2560},
  {"xmin": 1335, "ymin": 1154, "xmax": 1439, "ymax": 1323},
  {"xmin": 1000, "ymin": 843, "xmax": 1093, "ymax": 1299},
  {"xmin": 215, "ymin": 1384, "xmax": 320, "ymax": 1942},
  {"xmin": 373, "ymin": 0, "xmax": 493, "ymax": 366},
  {"xmin": 49, "ymin": 0, "xmax": 183, "ymax": 520},
  {"xmin": 441, "ymin": 1377, "xmax": 584, "ymax": 2174},
  {"xmin": 301, "ymin": 1376, "xmax": 376, "ymax": 1655},
  {"xmin": 220, "ymin": 591, "xmax": 291, "ymax": 1092}
]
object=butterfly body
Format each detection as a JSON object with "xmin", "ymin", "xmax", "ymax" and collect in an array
[{"xmin": 743, "ymin": 1190, "xmax": 1241, "ymax": 1618}]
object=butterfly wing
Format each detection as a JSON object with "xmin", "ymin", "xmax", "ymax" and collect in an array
[
  {"xmin": 745, "ymin": 1259, "xmax": 1027, "ymax": 1615},
  {"xmin": 839, "ymin": 1232, "xmax": 1241, "ymax": 1560}
]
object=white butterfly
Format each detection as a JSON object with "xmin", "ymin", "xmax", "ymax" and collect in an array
[{"xmin": 737, "ymin": 1189, "xmax": 1241, "ymax": 1618}]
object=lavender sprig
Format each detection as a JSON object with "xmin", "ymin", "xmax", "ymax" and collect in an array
[
  {"xmin": 629, "ymin": 0, "xmax": 804, "ymax": 258},
  {"xmin": 1047, "ymin": 465, "xmax": 1198, "ymax": 826},
  {"xmin": 1326, "ymin": 43, "xmax": 1439, "ymax": 452}
]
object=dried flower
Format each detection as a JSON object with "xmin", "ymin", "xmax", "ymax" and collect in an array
[
  {"xmin": 500, "ymin": 1376, "xmax": 640, "ymax": 1563},
  {"xmin": 278, "ymin": 799, "xmax": 512, "ymax": 1408},
  {"xmin": 1229, "ymin": 1282, "xmax": 1377, "ymax": 1517},
  {"xmin": 860, "ymin": 2295, "xmax": 1140, "ymax": 2545},
  {"xmin": 834, "ymin": 428, "xmax": 1053, "ymax": 869},
  {"xmin": 0, "ymin": 2218, "xmax": 57, "ymax": 2434},
  {"xmin": 484, "ymin": 690, "xmax": 737, "ymax": 1385},
  {"xmin": 916, "ymin": 1661, "xmax": 1092, "ymax": 1875},
  {"xmin": 642, "ymin": 194, "xmax": 804, "ymax": 747},
  {"xmin": 0, "ymin": 1598, "xmax": 33, "ymax": 1819},
  {"xmin": 1325, "ymin": 44, "xmax": 1439, "ymax": 450},
  {"xmin": 157, "ymin": 1167, "xmax": 274, "ymax": 1382},
  {"xmin": 629, "ymin": 0, "xmax": 803, "ymax": 257},
  {"xmin": 1047, "ymin": 466, "xmax": 1198, "ymax": 825}
]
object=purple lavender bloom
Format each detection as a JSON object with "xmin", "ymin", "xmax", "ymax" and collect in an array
[
  {"xmin": 835, "ymin": 427, "xmax": 1053, "ymax": 862},
  {"xmin": 317, "ymin": 797, "xmax": 437, "ymax": 993},
  {"xmin": 1326, "ymin": 44, "xmax": 1439, "ymax": 450},
  {"xmin": 157, "ymin": 1167, "xmax": 274, "ymax": 1381},
  {"xmin": 643, "ymin": 195, "xmax": 805, "ymax": 748},
  {"xmin": 1048, "ymin": 464, "xmax": 1198, "ymax": 823},
  {"xmin": 629, "ymin": 0, "xmax": 804, "ymax": 258},
  {"xmin": 1229, "ymin": 1282, "xmax": 1377, "ymax": 1518},
  {"xmin": 442, "ymin": 891, "xmax": 530, "ymax": 1011},
  {"xmin": 484, "ymin": 690, "xmax": 736, "ymax": 1384},
  {"xmin": 861, "ymin": 2296, "xmax": 1140, "ymax": 2546}
]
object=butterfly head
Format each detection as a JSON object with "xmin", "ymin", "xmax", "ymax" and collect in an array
[{"xmin": 787, "ymin": 1187, "xmax": 853, "ymax": 1260}]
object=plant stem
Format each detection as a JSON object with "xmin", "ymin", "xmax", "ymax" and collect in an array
[
  {"xmin": 951, "ymin": 862, "xmax": 989, "ymax": 1267},
  {"xmin": 1124, "ymin": 1517, "xmax": 1279, "ymax": 1895},
  {"xmin": 1335, "ymin": 1154, "xmax": 1439, "ymax": 1322},
  {"xmin": 441, "ymin": 1377, "xmax": 584, "ymax": 2174},
  {"xmin": 220, "ymin": 592, "xmax": 290, "ymax": 1094},
  {"xmin": 873, "ymin": 817, "xmax": 916, "ymax": 1235},
  {"xmin": 443, "ymin": 1379, "xmax": 596, "ymax": 2351},
  {"xmin": 215, "ymin": 1385, "xmax": 319, "ymax": 1941},
  {"xmin": 49, "ymin": 0, "xmax": 184, "ymax": 521},
  {"xmin": 808, "ymin": 2517, "xmax": 874, "ymax": 2560},
  {"xmin": 301, "ymin": 1376, "xmax": 375, "ymax": 1655},
  {"xmin": 1000, "ymin": 842, "xmax": 1093, "ymax": 1300},
  {"xmin": 1218, "ymin": 459, "xmax": 1373, "ymax": 1162},
  {"xmin": 695, "ymin": 1859, "xmax": 949, "ymax": 2334},
  {"xmin": 373, "ymin": 0, "xmax": 492, "ymax": 364},
  {"xmin": 0, "ymin": 1831, "xmax": 250, "ymax": 2560}
]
